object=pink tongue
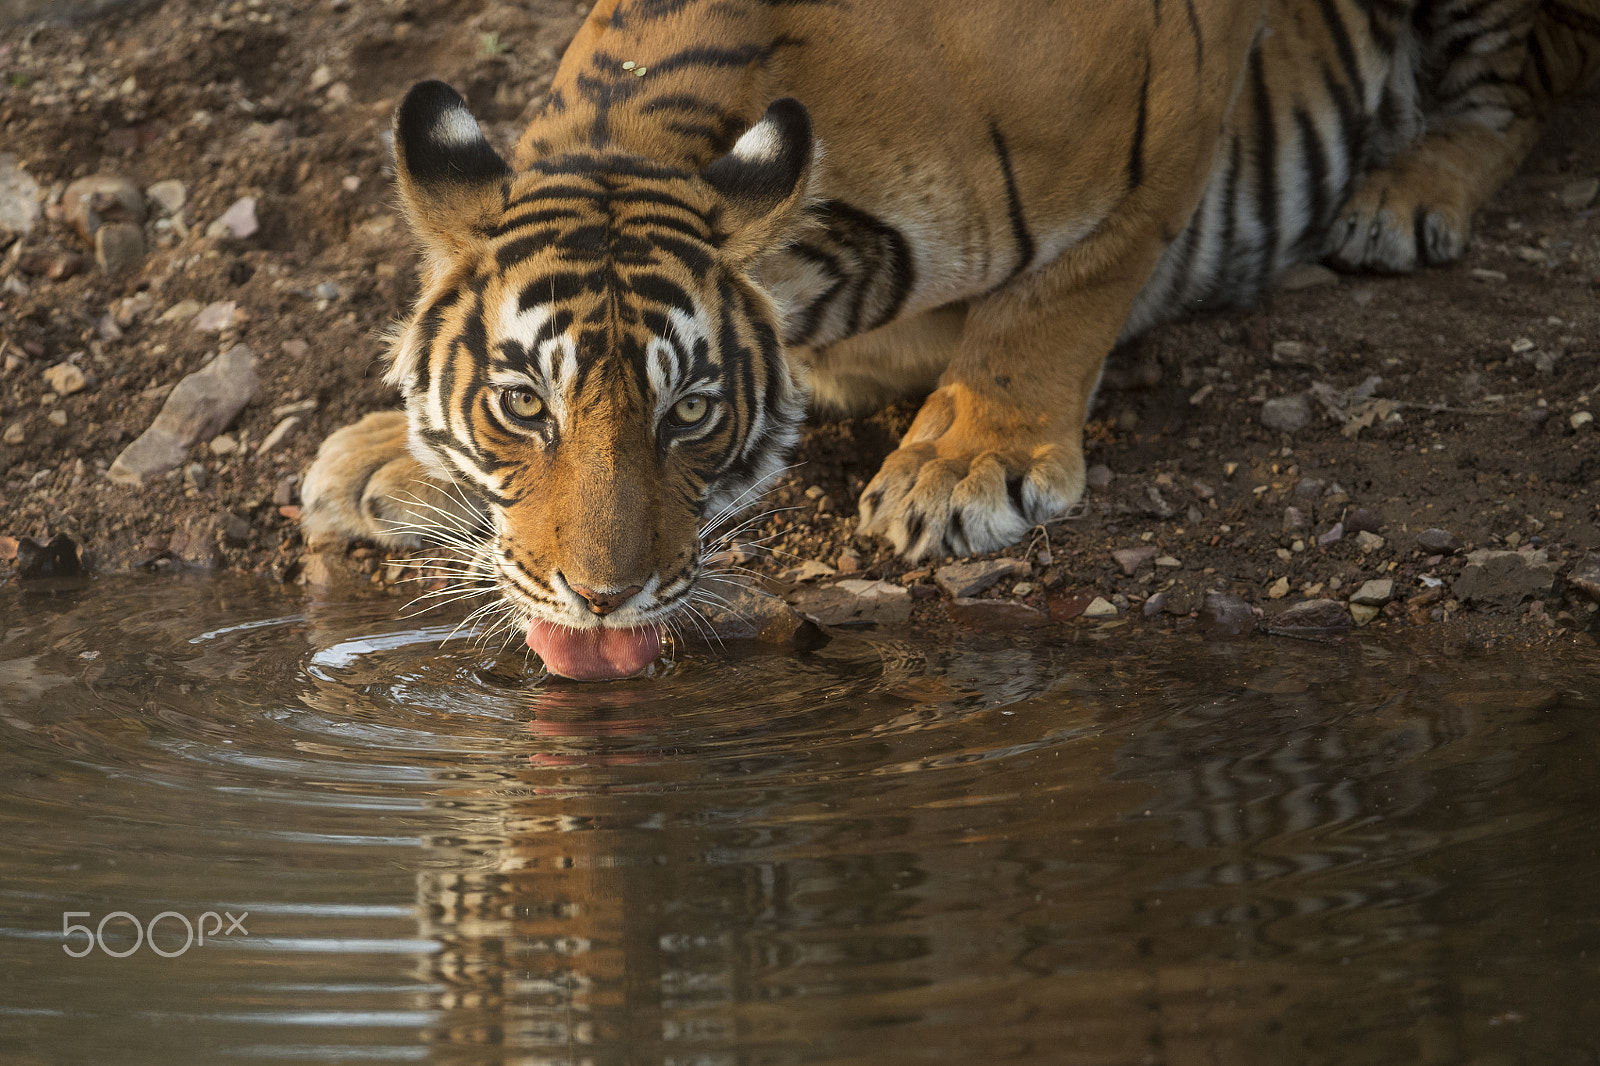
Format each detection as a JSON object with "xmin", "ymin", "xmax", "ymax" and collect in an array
[{"xmin": 526, "ymin": 621, "xmax": 663, "ymax": 680}]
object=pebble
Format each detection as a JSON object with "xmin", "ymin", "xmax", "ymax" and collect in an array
[
  {"xmin": 272, "ymin": 474, "xmax": 300, "ymax": 506},
  {"xmin": 192, "ymin": 300, "xmax": 239, "ymax": 332},
  {"xmin": 1141, "ymin": 591, "xmax": 1167, "ymax": 617},
  {"xmin": 1567, "ymin": 554, "xmax": 1600, "ymax": 603},
  {"xmin": 835, "ymin": 548, "xmax": 860, "ymax": 573},
  {"xmin": 220, "ymin": 512, "xmax": 253, "ymax": 546},
  {"xmin": 108, "ymin": 344, "xmax": 260, "ymax": 485},
  {"xmin": 257, "ymin": 415, "xmax": 300, "ymax": 455},
  {"xmin": 207, "ymin": 196, "xmax": 259, "ymax": 240},
  {"xmin": 94, "ymin": 221, "xmax": 145, "ymax": 272},
  {"xmin": 1200, "ymin": 591, "xmax": 1254, "ymax": 637},
  {"xmin": 208, "ymin": 433, "xmax": 239, "ymax": 456},
  {"xmin": 1277, "ymin": 263, "xmax": 1339, "ymax": 290},
  {"xmin": 1573, "ymin": 411, "xmax": 1594, "ymax": 430},
  {"xmin": 47, "ymin": 409, "xmax": 67, "ymax": 427},
  {"xmin": 948, "ymin": 597, "xmax": 1047, "ymax": 628},
  {"xmin": 935, "ymin": 557, "xmax": 1028, "ymax": 598},
  {"xmin": 314, "ymin": 281, "xmax": 340, "ymax": 301},
  {"xmin": 1559, "ymin": 177, "xmax": 1599, "ymax": 211},
  {"xmin": 1294, "ymin": 477, "xmax": 1325, "ymax": 498},
  {"xmin": 2, "ymin": 421, "xmax": 24, "ymax": 445},
  {"xmin": 1282, "ymin": 505, "xmax": 1306, "ymax": 532},
  {"xmin": 183, "ymin": 462, "xmax": 208, "ymax": 490},
  {"xmin": 143, "ymin": 179, "xmax": 187, "ymax": 217},
  {"xmin": 1011, "ymin": 581, "xmax": 1034, "ymax": 596},
  {"xmin": 115, "ymin": 291, "xmax": 154, "ymax": 327},
  {"xmin": 0, "ymin": 153, "xmax": 42, "ymax": 238},
  {"xmin": 281, "ymin": 339, "xmax": 310, "ymax": 359},
  {"xmin": 1112, "ymin": 545, "xmax": 1158, "ymax": 576},
  {"xmin": 61, "ymin": 175, "xmax": 145, "ymax": 243},
  {"xmin": 1085, "ymin": 464, "xmax": 1114, "ymax": 489},
  {"xmin": 1082, "ymin": 596, "xmax": 1118, "ymax": 619},
  {"xmin": 42, "ymin": 363, "xmax": 87, "ymax": 396},
  {"xmin": 1350, "ymin": 603, "xmax": 1380, "ymax": 626},
  {"xmin": 1261, "ymin": 392, "xmax": 1313, "ymax": 433},
  {"xmin": 1270, "ymin": 339, "xmax": 1313, "ymax": 364},
  {"xmin": 1267, "ymin": 576, "xmax": 1290, "ymax": 599},
  {"xmin": 790, "ymin": 578, "xmax": 912, "ymax": 626},
  {"xmin": 1317, "ymin": 522, "xmax": 1345, "ymax": 547},
  {"xmin": 159, "ymin": 299, "xmax": 203, "ymax": 324},
  {"xmin": 1354, "ymin": 531, "xmax": 1385, "ymax": 553},
  {"xmin": 1345, "ymin": 507, "xmax": 1384, "ymax": 534},
  {"xmin": 1268, "ymin": 598, "xmax": 1351, "ymax": 635},
  {"xmin": 1154, "ymin": 555, "xmax": 1180, "ymax": 568},
  {"xmin": 1453, "ymin": 549, "xmax": 1556, "ymax": 608},
  {"xmin": 1416, "ymin": 527, "xmax": 1461, "ymax": 553},
  {"xmin": 1349, "ymin": 578, "xmax": 1394, "ymax": 606}
]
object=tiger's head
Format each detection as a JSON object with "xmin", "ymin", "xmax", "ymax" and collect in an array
[{"xmin": 386, "ymin": 81, "xmax": 814, "ymax": 680}]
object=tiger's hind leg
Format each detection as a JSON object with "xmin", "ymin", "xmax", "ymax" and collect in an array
[{"xmin": 300, "ymin": 411, "xmax": 485, "ymax": 551}]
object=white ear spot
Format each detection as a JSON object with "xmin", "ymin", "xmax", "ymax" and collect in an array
[
  {"xmin": 730, "ymin": 119, "xmax": 782, "ymax": 164},
  {"xmin": 432, "ymin": 108, "xmax": 485, "ymax": 147}
]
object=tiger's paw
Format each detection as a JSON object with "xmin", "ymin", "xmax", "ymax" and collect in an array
[
  {"xmin": 855, "ymin": 389, "xmax": 1084, "ymax": 562},
  {"xmin": 1323, "ymin": 163, "xmax": 1472, "ymax": 274},
  {"xmin": 300, "ymin": 411, "xmax": 482, "ymax": 551}
]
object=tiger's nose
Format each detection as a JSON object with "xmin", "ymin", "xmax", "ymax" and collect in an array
[{"xmin": 568, "ymin": 582, "xmax": 644, "ymax": 615}]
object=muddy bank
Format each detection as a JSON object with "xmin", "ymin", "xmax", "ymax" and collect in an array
[{"xmin": 1, "ymin": 0, "xmax": 1597, "ymax": 645}]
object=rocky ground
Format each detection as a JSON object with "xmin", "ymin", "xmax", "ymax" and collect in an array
[{"xmin": 2, "ymin": 0, "xmax": 1598, "ymax": 647}]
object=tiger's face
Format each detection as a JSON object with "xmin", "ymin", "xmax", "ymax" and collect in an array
[{"xmin": 386, "ymin": 82, "xmax": 814, "ymax": 679}]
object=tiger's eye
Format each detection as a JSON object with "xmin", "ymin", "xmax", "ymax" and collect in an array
[
  {"xmin": 503, "ymin": 388, "xmax": 545, "ymax": 421},
  {"xmin": 672, "ymin": 396, "xmax": 708, "ymax": 425}
]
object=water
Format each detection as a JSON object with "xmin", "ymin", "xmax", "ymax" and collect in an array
[{"xmin": 1, "ymin": 573, "xmax": 1597, "ymax": 1065}]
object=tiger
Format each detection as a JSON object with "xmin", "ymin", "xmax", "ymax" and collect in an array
[{"xmin": 302, "ymin": 0, "xmax": 1600, "ymax": 679}]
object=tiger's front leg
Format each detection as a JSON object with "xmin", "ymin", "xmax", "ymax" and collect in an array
[
  {"xmin": 856, "ymin": 256, "xmax": 1156, "ymax": 562},
  {"xmin": 300, "ymin": 411, "xmax": 484, "ymax": 551}
]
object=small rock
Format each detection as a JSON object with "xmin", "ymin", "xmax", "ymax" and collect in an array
[
  {"xmin": 240, "ymin": 120, "xmax": 296, "ymax": 145},
  {"xmin": 1011, "ymin": 581, "xmax": 1034, "ymax": 596},
  {"xmin": 281, "ymin": 339, "xmax": 310, "ymax": 359},
  {"xmin": 1282, "ymin": 505, "xmax": 1307, "ymax": 532},
  {"xmin": 159, "ymin": 299, "xmax": 203, "ymax": 324},
  {"xmin": 46, "ymin": 409, "xmax": 67, "ymax": 427},
  {"xmin": 145, "ymin": 179, "xmax": 187, "ymax": 217},
  {"xmin": 1567, "ymin": 554, "xmax": 1600, "ymax": 603},
  {"xmin": 2, "ymin": 421, "xmax": 25, "ymax": 445},
  {"xmin": 934, "ymin": 557, "xmax": 1029, "ymax": 599},
  {"xmin": 1267, "ymin": 576, "xmax": 1290, "ymax": 599},
  {"xmin": 315, "ymin": 281, "xmax": 340, "ymax": 301},
  {"xmin": 1141, "ymin": 592, "xmax": 1167, "ymax": 617},
  {"xmin": 1349, "ymin": 603, "xmax": 1381, "ymax": 626},
  {"xmin": 1572, "ymin": 411, "xmax": 1594, "ymax": 430},
  {"xmin": 1111, "ymin": 545, "xmax": 1158, "ymax": 576},
  {"xmin": 1317, "ymin": 522, "xmax": 1345, "ymax": 547},
  {"xmin": 948, "ymin": 597, "xmax": 1048, "ymax": 628},
  {"xmin": 272, "ymin": 474, "xmax": 300, "ymax": 506},
  {"xmin": 1268, "ymin": 598, "xmax": 1351, "ymax": 636},
  {"xmin": 61, "ymin": 174, "xmax": 145, "ymax": 243},
  {"xmin": 1349, "ymin": 579, "xmax": 1394, "ymax": 606},
  {"xmin": 1191, "ymin": 479, "xmax": 1215, "ymax": 500},
  {"xmin": 206, "ymin": 196, "xmax": 259, "ymax": 240},
  {"xmin": 220, "ymin": 512, "xmax": 252, "ymax": 546},
  {"xmin": 1261, "ymin": 392, "xmax": 1313, "ymax": 433},
  {"xmin": 257, "ymin": 415, "xmax": 300, "ymax": 455},
  {"xmin": 42, "ymin": 363, "xmax": 87, "ymax": 396},
  {"xmin": 1082, "ymin": 596, "xmax": 1118, "ymax": 619},
  {"xmin": 790, "ymin": 578, "xmax": 912, "ymax": 626},
  {"xmin": 1278, "ymin": 263, "xmax": 1339, "ymax": 290},
  {"xmin": 192, "ymin": 300, "xmax": 239, "ymax": 332},
  {"xmin": 1345, "ymin": 507, "xmax": 1384, "ymax": 534},
  {"xmin": 94, "ymin": 221, "xmax": 145, "ymax": 273},
  {"xmin": 1154, "ymin": 555, "xmax": 1181, "ymax": 568},
  {"xmin": 1355, "ymin": 531, "xmax": 1385, "ymax": 553},
  {"xmin": 1453, "ymin": 549, "xmax": 1556, "ymax": 608},
  {"xmin": 1270, "ymin": 339, "xmax": 1313, "ymax": 364},
  {"xmin": 835, "ymin": 548, "xmax": 860, "ymax": 574},
  {"xmin": 108, "ymin": 344, "xmax": 259, "ymax": 485},
  {"xmin": 0, "ymin": 153, "xmax": 43, "ymax": 239},
  {"xmin": 183, "ymin": 462, "xmax": 208, "ymax": 490},
  {"xmin": 1559, "ymin": 177, "xmax": 1599, "ymax": 211},
  {"xmin": 1294, "ymin": 478, "xmax": 1325, "ymax": 498},
  {"xmin": 780, "ymin": 559, "xmax": 837, "ymax": 584},
  {"xmin": 1416, "ymin": 527, "xmax": 1461, "ymax": 554},
  {"xmin": 1200, "ymin": 591, "xmax": 1254, "ymax": 637},
  {"xmin": 308, "ymin": 64, "xmax": 334, "ymax": 92},
  {"xmin": 115, "ymin": 291, "xmax": 155, "ymax": 326},
  {"xmin": 1085, "ymin": 464, "xmax": 1114, "ymax": 489},
  {"xmin": 208, "ymin": 433, "xmax": 239, "ymax": 456}
]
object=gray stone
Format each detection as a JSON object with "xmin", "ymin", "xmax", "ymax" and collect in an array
[
  {"xmin": 1261, "ymin": 392, "xmax": 1313, "ymax": 433},
  {"xmin": 1349, "ymin": 579, "xmax": 1394, "ymax": 606},
  {"xmin": 1111, "ymin": 545, "xmax": 1158, "ymax": 576},
  {"xmin": 1200, "ymin": 591, "xmax": 1254, "ymax": 638},
  {"xmin": 257, "ymin": 415, "xmax": 300, "ymax": 455},
  {"xmin": 220, "ymin": 512, "xmax": 252, "ymax": 546},
  {"xmin": 109, "ymin": 344, "xmax": 259, "ymax": 486},
  {"xmin": 192, "ymin": 300, "xmax": 238, "ymax": 332},
  {"xmin": 1268, "ymin": 598, "xmax": 1351, "ymax": 635},
  {"xmin": 935, "ymin": 557, "xmax": 1028, "ymax": 598},
  {"xmin": 94, "ymin": 221, "xmax": 145, "ymax": 273},
  {"xmin": 1085, "ymin": 464, "xmax": 1114, "ymax": 489},
  {"xmin": 1453, "ymin": 549, "xmax": 1556, "ymax": 608},
  {"xmin": 1282, "ymin": 505, "xmax": 1307, "ymax": 533},
  {"xmin": 1141, "ymin": 592, "xmax": 1167, "ymax": 617},
  {"xmin": 61, "ymin": 174, "xmax": 145, "ymax": 242},
  {"xmin": 145, "ymin": 179, "xmax": 187, "ymax": 217},
  {"xmin": 1355, "ymin": 531, "xmax": 1385, "ymax": 553},
  {"xmin": 948, "ymin": 597, "xmax": 1048, "ymax": 628},
  {"xmin": 1345, "ymin": 507, "xmax": 1384, "ymax": 534},
  {"xmin": 0, "ymin": 153, "xmax": 42, "ymax": 238},
  {"xmin": 1416, "ymin": 527, "xmax": 1462, "ymax": 554},
  {"xmin": 1082, "ymin": 596, "xmax": 1119, "ymax": 619},
  {"xmin": 695, "ymin": 581, "xmax": 812, "ymax": 644},
  {"xmin": 207, "ymin": 196, "xmax": 259, "ymax": 240},
  {"xmin": 1294, "ymin": 477, "xmax": 1325, "ymax": 499},
  {"xmin": 1317, "ymin": 522, "xmax": 1345, "ymax": 547},
  {"xmin": 791, "ymin": 578, "xmax": 912, "ymax": 626},
  {"xmin": 1567, "ymin": 554, "xmax": 1600, "ymax": 603}
]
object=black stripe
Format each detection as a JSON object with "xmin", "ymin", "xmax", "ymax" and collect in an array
[
  {"xmin": 1312, "ymin": 0, "xmax": 1368, "ymax": 105},
  {"xmin": 1183, "ymin": 0, "xmax": 1204, "ymax": 67},
  {"xmin": 1218, "ymin": 136, "xmax": 1242, "ymax": 294},
  {"xmin": 651, "ymin": 37, "xmax": 804, "ymax": 77},
  {"xmin": 1249, "ymin": 49, "xmax": 1280, "ymax": 289},
  {"xmin": 1129, "ymin": 58, "xmax": 1151, "ymax": 191},
  {"xmin": 988, "ymin": 123, "xmax": 1035, "ymax": 282},
  {"xmin": 1527, "ymin": 31, "xmax": 1556, "ymax": 97},
  {"xmin": 1292, "ymin": 106, "xmax": 1331, "ymax": 251}
]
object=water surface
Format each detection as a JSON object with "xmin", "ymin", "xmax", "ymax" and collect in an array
[{"xmin": 2, "ymin": 573, "xmax": 1598, "ymax": 1064}]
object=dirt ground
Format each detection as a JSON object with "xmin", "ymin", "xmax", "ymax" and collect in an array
[{"xmin": 2, "ymin": 0, "xmax": 1597, "ymax": 645}]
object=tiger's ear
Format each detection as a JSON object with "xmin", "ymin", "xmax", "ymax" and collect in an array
[
  {"xmin": 701, "ymin": 98, "xmax": 815, "ymax": 263},
  {"xmin": 393, "ymin": 80, "xmax": 511, "ymax": 266}
]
